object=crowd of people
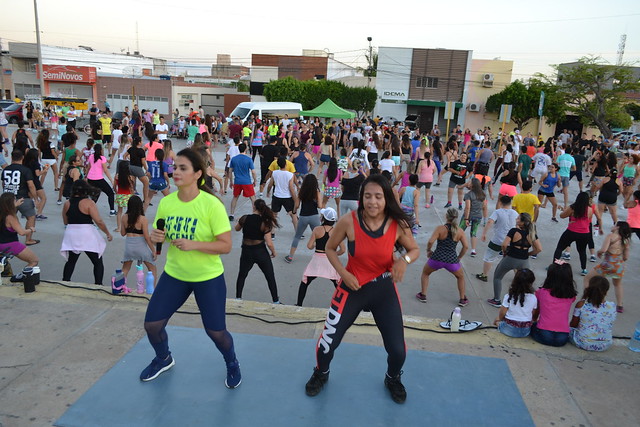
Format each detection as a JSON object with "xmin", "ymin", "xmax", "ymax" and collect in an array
[{"xmin": 0, "ymin": 105, "xmax": 638, "ymax": 403}]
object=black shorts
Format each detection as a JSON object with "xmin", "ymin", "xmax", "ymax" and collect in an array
[
  {"xmin": 103, "ymin": 135, "xmax": 112, "ymax": 144},
  {"xmin": 570, "ymin": 170, "xmax": 583, "ymax": 182},
  {"xmin": 272, "ymin": 196, "xmax": 294, "ymax": 213},
  {"xmin": 537, "ymin": 190, "xmax": 555, "ymax": 198}
]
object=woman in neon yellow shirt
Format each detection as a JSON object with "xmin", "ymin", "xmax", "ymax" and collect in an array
[{"xmin": 140, "ymin": 148, "xmax": 241, "ymax": 389}]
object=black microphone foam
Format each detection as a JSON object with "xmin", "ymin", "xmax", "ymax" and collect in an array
[{"xmin": 156, "ymin": 219, "xmax": 166, "ymax": 255}]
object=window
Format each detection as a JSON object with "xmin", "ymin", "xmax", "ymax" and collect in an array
[
  {"xmin": 24, "ymin": 60, "xmax": 37, "ymax": 73},
  {"xmin": 14, "ymin": 83, "xmax": 41, "ymax": 98},
  {"xmin": 416, "ymin": 77, "xmax": 438, "ymax": 89}
]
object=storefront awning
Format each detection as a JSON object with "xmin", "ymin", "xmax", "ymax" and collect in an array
[{"xmin": 406, "ymin": 100, "xmax": 464, "ymax": 108}]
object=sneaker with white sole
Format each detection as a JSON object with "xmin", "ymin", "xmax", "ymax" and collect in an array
[
  {"xmin": 561, "ymin": 251, "xmax": 571, "ymax": 260},
  {"xmin": 225, "ymin": 359, "xmax": 242, "ymax": 389},
  {"xmin": 140, "ymin": 354, "xmax": 175, "ymax": 382},
  {"xmin": 590, "ymin": 254, "xmax": 597, "ymax": 262},
  {"xmin": 470, "ymin": 250, "xmax": 477, "ymax": 257},
  {"xmin": 415, "ymin": 292, "xmax": 427, "ymax": 303},
  {"xmin": 487, "ymin": 298, "xmax": 502, "ymax": 308}
]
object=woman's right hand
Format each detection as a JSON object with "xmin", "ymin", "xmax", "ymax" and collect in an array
[
  {"xmin": 151, "ymin": 228, "xmax": 165, "ymax": 244},
  {"xmin": 340, "ymin": 271, "xmax": 360, "ymax": 291}
]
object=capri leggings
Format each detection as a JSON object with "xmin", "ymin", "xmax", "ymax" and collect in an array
[
  {"xmin": 291, "ymin": 214, "xmax": 321, "ymax": 249},
  {"xmin": 492, "ymin": 256, "xmax": 530, "ymax": 300},
  {"xmin": 88, "ymin": 178, "xmax": 115, "ymax": 211},
  {"xmin": 144, "ymin": 272, "xmax": 236, "ymax": 363},
  {"xmin": 553, "ymin": 229, "xmax": 590, "ymax": 270},
  {"xmin": 315, "ymin": 273, "xmax": 406, "ymax": 377}
]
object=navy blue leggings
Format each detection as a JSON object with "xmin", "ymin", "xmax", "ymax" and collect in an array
[{"xmin": 144, "ymin": 272, "xmax": 235, "ymax": 363}]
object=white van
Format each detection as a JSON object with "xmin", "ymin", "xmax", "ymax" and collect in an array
[{"xmin": 228, "ymin": 102, "xmax": 302, "ymax": 123}]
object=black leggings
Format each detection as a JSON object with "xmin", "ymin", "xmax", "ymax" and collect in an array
[
  {"xmin": 296, "ymin": 276, "xmax": 338, "ymax": 306},
  {"xmin": 235, "ymin": 243, "xmax": 279, "ymax": 302},
  {"xmin": 88, "ymin": 178, "xmax": 115, "ymax": 211},
  {"xmin": 316, "ymin": 273, "xmax": 405, "ymax": 377},
  {"xmin": 63, "ymin": 250, "xmax": 104, "ymax": 285},
  {"xmin": 251, "ymin": 145, "xmax": 262, "ymax": 162},
  {"xmin": 553, "ymin": 229, "xmax": 590, "ymax": 270}
]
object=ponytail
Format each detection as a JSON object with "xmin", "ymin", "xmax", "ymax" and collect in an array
[
  {"xmin": 254, "ymin": 199, "xmax": 280, "ymax": 232},
  {"xmin": 446, "ymin": 208, "xmax": 460, "ymax": 241}
]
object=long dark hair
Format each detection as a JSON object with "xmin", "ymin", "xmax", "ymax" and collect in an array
[
  {"xmin": 357, "ymin": 174, "xmax": 410, "ymax": 229},
  {"xmin": 125, "ymin": 195, "xmax": 144, "ymax": 231},
  {"xmin": 254, "ymin": 198, "xmax": 279, "ymax": 232},
  {"xmin": 327, "ymin": 157, "xmax": 338, "ymax": 182},
  {"xmin": 36, "ymin": 130, "xmax": 50, "ymax": 151},
  {"xmin": 93, "ymin": 143, "xmax": 103, "ymax": 163},
  {"xmin": 71, "ymin": 179, "xmax": 100, "ymax": 199},
  {"xmin": 583, "ymin": 275, "xmax": 609, "ymax": 308},
  {"xmin": 542, "ymin": 263, "xmax": 577, "ymax": 299},
  {"xmin": 571, "ymin": 192, "xmax": 590, "ymax": 219},
  {"xmin": 117, "ymin": 161, "xmax": 132, "ymax": 190},
  {"xmin": 616, "ymin": 221, "xmax": 631, "ymax": 247},
  {"xmin": 507, "ymin": 269, "xmax": 536, "ymax": 307},
  {"xmin": 175, "ymin": 148, "xmax": 214, "ymax": 196},
  {"xmin": 0, "ymin": 193, "xmax": 17, "ymax": 231},
  {"xmin": 23, "ymin": 148, "xmax": 40, "ymax": 167},
  {"xmin": 298, "ymin": 174, "xmax": 319, "ymax": 201}
]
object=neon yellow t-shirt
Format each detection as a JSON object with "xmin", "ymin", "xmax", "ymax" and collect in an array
[
  {"xmin": 512, "ymin": 193, "xmax": 541, "ymax": 219},
  {"xmin": 154, "ymin": 190, "xmax": 231, "ymax": 282},
  {"xmin": 268, "ymin": 124, "xmax": 278, "ymax": 136},
  {"xmin": 99, "ymin": 117, "xmax": 112, "ymax": 136},
  {"xmin": 242, "ymin": 127, "xmax": 252, "ymax": 138}
]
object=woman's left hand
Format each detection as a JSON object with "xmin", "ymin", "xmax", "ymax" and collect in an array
[
  {"xmin": 391, "ymin": 257, "xmax": 408, "ymax": 283},
  {"xmin": 172, "ymin": 238, "xmax": 194, "ymax": 251}
]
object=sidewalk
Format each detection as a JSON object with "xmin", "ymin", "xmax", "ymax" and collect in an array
[{"xmin": 0, "ymin": 280, "xmax": 638, "ymax": 426}]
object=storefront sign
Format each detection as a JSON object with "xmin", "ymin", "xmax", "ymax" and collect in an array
[
  {"xmin": 42, "ymin": 65, "xmax": 97, "ymax": 83},
  {"xmin": 381, "ymin": 89, "xmax": 408, "ymax": 103}
]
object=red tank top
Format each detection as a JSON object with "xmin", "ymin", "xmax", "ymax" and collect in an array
[{"xmin": 345, "ymin": 211, "xmax": 397, "ymax": 286}]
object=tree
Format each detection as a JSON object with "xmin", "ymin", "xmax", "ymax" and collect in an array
[
  {"xmin": 551, "ymin": 56, "xmax": 640, "ymax": 138},
  {"xmin": 263, "ymin": 77, "xmax": 377, "ymax": 114},
  {"xmin": 485, "ymin": 79, "xmax": 564, "ymax": 129},
  {"xmin": 625, "ymin": 103, "xmax": 640, "ymax": 121}
]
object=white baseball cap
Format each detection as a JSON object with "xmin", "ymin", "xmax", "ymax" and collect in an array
[
  {"xmin": 320, "ymin": 207, "xmax": 337, "ymax": 222},
  {"xmin": 92, "ymin": 101, "xmax": 96, "ymax": 104}
]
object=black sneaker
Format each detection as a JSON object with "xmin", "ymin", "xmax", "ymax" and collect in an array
[
  {"xmin": 305, "ymin": 368, "xmax": 329, "ymax": 396},
  {"xmin": 225, "ymin": 359, "xmax": 242, "ymax": 389},
  {"xmin": 384, "ymin": 371, "xmax": 407, "ymax": 403},
  {"xmin": 139, "ymin": 354, "xmax": 175, "ymax": 381},
  {"xmin": 228, "ymin": 215, "xmax": 234, "ymax": 221}
]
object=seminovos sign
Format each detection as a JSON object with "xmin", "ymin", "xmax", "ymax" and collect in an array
[{"xmin": 42, "ymin": 65, "xmax": 97, "ymax": 83}]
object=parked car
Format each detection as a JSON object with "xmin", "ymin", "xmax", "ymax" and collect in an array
[
  {"xmin": 3, "ymin": 103, "xmax": 24, "ymax": 124},
  {"xmin": 403, "ymin": 114, "xmax": 420, "ymax": 131},
  {"xmin": 0, "ymin": 100, "xmax": 14, "ymax": 110}
]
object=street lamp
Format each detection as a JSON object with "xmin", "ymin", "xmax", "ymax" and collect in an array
[{"xmin": 367, "ymin": 37, "xmax": 373, "ymax": 87}]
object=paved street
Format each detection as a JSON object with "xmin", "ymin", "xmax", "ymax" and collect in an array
[{"xmin": 10, "ymin": 124, "xmax": 638, "ymax": 338}]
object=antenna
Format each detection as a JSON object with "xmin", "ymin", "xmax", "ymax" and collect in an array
[
  {"xmin": 135, "ymin": 21, "xmax": 140, "ymax": 55},
  {"xmin": 616, "ymin": 33, "xmax": 626, "ymax": 66}
]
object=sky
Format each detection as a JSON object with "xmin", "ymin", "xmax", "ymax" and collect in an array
[{"xmin": 2, "ymin": 0, "xmax": 639, "ymax": 81}]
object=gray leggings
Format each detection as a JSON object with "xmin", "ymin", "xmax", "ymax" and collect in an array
[
  {"xmin": 492, "ymin": 256, "xmax": 530, "ymax": 300},
  {"xmin": 341, "ymin": 199, "xmax": 359, "ymax": 215},
  {"xmin": 291, "ymin": 214, "xmax": 321, "ymax": 248}
]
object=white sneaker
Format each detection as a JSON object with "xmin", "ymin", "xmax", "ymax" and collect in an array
[{"xmin": 470, "ymin": 250, "xmax": 477, "ymax": 257}]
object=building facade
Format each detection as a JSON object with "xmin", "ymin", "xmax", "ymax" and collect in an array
[{"xmin": 375, "ymin": 47, "xmax": 472, "ymax": 134}]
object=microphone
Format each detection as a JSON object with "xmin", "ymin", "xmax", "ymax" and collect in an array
[{"xmin": 156, "ymin": 219, "xmax": 166, "ymax": 255}]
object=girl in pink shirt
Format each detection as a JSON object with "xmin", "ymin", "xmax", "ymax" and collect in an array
[
  {"xmin": 530, "ymin": 262, "xmax": 577, "ymax": 347},
  {"xmin": 87, "ymin": 144, "xmax": 116, "ymax": 215}
]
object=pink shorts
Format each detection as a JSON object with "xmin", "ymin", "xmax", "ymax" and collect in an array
[
  {"xmin": 312, "ymin": 145, "xmax": 321, "ymax": 154},
  {"xmin": 499, "ymin": 183, "xmax": 518, "ymax": 198},
  {"xmin": 0, "ymin": 241, "xmax": 27, "ymax": 257}
]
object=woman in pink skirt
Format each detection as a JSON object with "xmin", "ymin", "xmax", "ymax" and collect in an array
[{"xmin": 295, "ymin": 207, "xmax": 345, "ymax": 306}]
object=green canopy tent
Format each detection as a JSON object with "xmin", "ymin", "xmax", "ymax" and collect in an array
[{"xmin": 300, "ymin": 98, "xmax": 355, "ymax": 119}]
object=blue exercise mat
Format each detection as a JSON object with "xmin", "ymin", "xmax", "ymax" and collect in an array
[{"xmin": 56, "ymin": 326, "xmax": 533, "ymax": 427}]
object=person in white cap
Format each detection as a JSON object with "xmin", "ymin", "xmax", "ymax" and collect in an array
[{"xmin": 294, "ymin": 207, "xmax": 345, "ymax": 306}]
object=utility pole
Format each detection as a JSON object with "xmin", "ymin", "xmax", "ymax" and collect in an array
[
  {"xmin": 34, "ymin": 0, "xmax": 46, "ymax": 97},
  {"xmin": 0, "ymin": 37, "xmax": 5, "ymax": 100},
  {"xmin": 367, "ymin": 37, "xmax": 373, "ymax": 88}
]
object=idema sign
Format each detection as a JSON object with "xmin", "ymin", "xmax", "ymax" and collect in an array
[
  {"xmin": 42, "ymin": 65, "xmax": 97, "ymax": 83},
  {"xmin": 381, "ymin": 89, "xmax": 408, "ymax": 104}
]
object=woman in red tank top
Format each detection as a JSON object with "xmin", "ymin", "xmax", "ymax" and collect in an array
[{"xmin": 304, "ymin": 174, "xmax": 419, "ymax": 404}]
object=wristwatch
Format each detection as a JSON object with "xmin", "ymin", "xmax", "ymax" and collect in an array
[{"xmin": 402, "ymin": 254, "xmax": 411, "ymax": 264}]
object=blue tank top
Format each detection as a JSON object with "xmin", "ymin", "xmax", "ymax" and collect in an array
[
  {"xmin": 541, "ymin": 172, "xmax": 558, "ymax": 192},
  {"xmin": 293, "ymin": 151, "xmax": 309, "ymax": 175},
  {"xmin": 401, "ymin": 186, "xmax": 416, "ymax": 206}
]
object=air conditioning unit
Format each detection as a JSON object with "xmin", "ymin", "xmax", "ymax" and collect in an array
[
  {"xmin": 468, "ymin": 103, "xmax": 481, "ymax": 112},
  {"xmin": 482, "ymin": 73, "xmax": 494, "ymax": 87}
]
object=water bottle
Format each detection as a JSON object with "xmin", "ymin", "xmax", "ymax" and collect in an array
[
  {"xmin": 111, "ymin": 269, "xmax": 126, "ymax": 295},
  {"xmin": 136, "ymin": 262, "xmax": 145, "ymax": 294},
  {"xmin": 450, "ymin": 307, "xmax": 462, "ymax": 332},
  {"xmin": 629, "ymin": 321, "xmax": 640, "ymax": 353},
  {"xmin": 145, "ymin": 271, "xmax": 155, "ymax": 294}
]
